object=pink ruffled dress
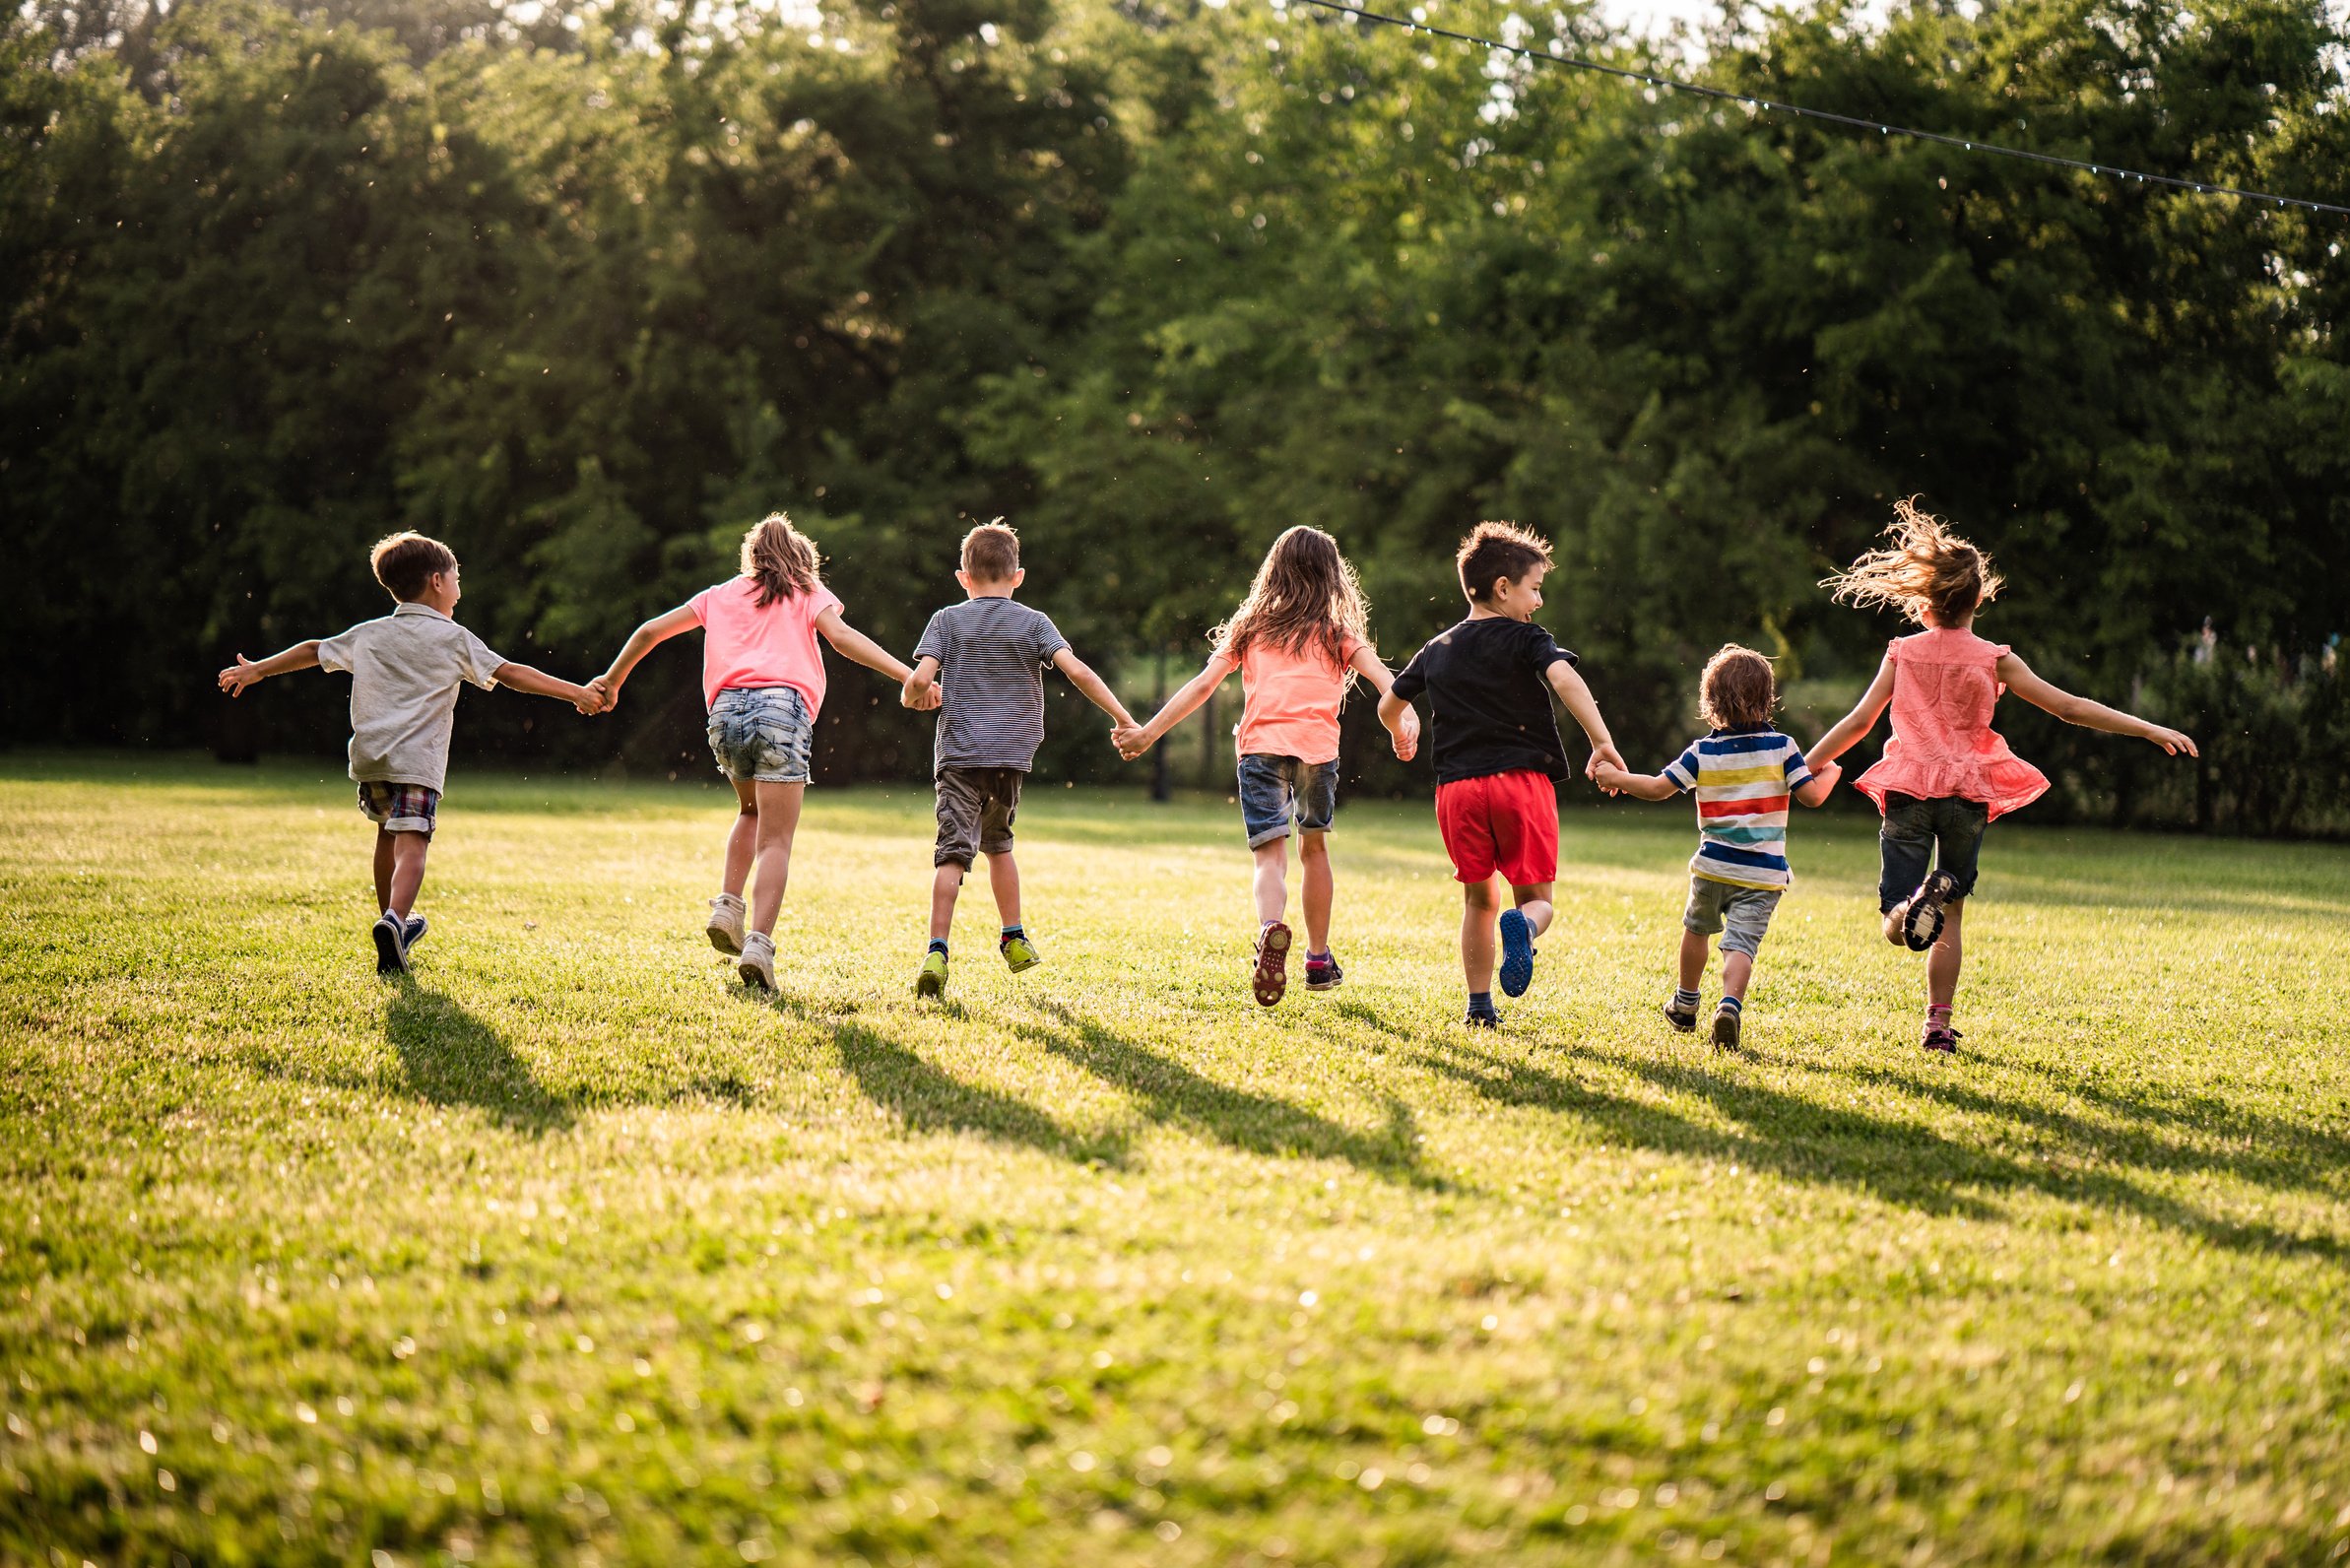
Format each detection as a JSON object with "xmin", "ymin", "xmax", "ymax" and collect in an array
[{"xmin": 1853, "ymin": 626, "xmax": 2050, "ymax": 822}]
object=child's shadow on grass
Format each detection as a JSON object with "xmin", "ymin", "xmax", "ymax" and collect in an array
[
  {"xmin": 383, "ymin": 979, "xmax": 573, "ymax": 1133},
  {"xmin": 766, "ymin": 994, "xmax": 1132, "ymax": 1168},
  {"xmin": 1014, "ymin": 1002, "xmax": 1443, "ymax": 1190}
]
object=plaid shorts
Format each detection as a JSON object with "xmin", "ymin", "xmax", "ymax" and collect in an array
[{"xmin": 358, "ymin": 781, "xmax": 439, "ymax": 836}]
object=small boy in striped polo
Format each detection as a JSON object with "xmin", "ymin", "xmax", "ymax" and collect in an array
[
  {"xmin": 900, "ymin": 521, "xmax": 1139, "ymax": 999},
  {"xmin": 1591, "ymin": 645, "xmax": 1840, "ymax": 1049}
]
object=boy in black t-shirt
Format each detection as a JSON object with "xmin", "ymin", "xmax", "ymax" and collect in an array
[{"xmin": 1383, "ymin": 523, "xmax": 1625, "ymax": 1027}]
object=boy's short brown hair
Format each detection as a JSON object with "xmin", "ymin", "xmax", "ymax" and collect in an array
[
  {"xmin": 1456, "ymin": 521, "xmax": 1553, "ymax": 602},
  {"xmin": 369, "ymin": 531, "xmax": 458, "ymax": 602},
  {"xmin": 960, "ymin": 520, "xmax": 1020, "ymax": 582},
  {"xmin": 1699, "ymin": 643, "xmax": 1777, "ymax": 730}
]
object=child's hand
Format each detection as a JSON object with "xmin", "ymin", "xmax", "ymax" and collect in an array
[
  {"xmin": 2146, "ymin": 725, "xmax": 2198, "ymax": 757},
  {"xmin": 1390, "ymin": 707, "xmax": 1421, "ymax": 761},
  {"xmin": 571, "ymin": 685, "xmax": 604, "ymax": 716},
  {"xmin": 586, "ymin": 675, "xmax": 618, "ymax": 714},
  {"xmin": 1112, "ymin": 723, "xmax": 1151, "ymax": 759},
  {"xmin": 217, "ymin": 655, "xmax": 261, "ymax": 697},
  {"xmin": 913, "ymin": 684, "xmax": 944, "ymax": 712},
  {"xmin": 1585, "ymin": 741, "xmax": 1628, "ymax": 780},
  {"xmin": 1811, "ymin": 759, "xmax": 1842, "ymax": 792}
]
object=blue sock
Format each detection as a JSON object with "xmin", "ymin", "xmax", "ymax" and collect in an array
[
  {"xmin": 1672, "ymin": 988, "xmax": 1700, "ymax": 1012},
  {"xmin": 1468, "ymin": 991, "xmax": 1497, "ymax": 1015},
  {"xmin": 1001, "ymin": 925, "xmax": 1023, "ymax": 941},
  {"xmin": 1721, "ymin": 995, "xmax": 1743, "ymax": 1013},
  {"xmin": 928, "ymin": 939, "xmax": 948, "ymax": 956}
]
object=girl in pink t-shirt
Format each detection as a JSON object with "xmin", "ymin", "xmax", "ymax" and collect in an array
[
  {"xmin": 1116, "ymin": 527, "xmax": 1420, "ymax": 1006},
  {"xmin": 1806, "ymin": 501, "xmax": 2197, "ymax": 1053},
  {"xmin": 591, "ymin": 513, "xmax": 932, "ymax": 990}
]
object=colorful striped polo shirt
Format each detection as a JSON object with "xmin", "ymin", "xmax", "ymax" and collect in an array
[{"xmin": 1662, "ymin": 726, "xmax": 1815, "ymax": 890}]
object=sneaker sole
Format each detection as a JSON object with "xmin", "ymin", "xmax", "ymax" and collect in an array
[
  {"xmin": 1003, "ymin": 954, "xmax": 1042, "ymax": 974},
  {"xmin": 1305, "ymin": 973, "xmax": 1342, "ymax": 992},
  {"xmin": 915, "ymin": 969, "xmax": 947, "ymax": 999},
  {"xmin": 1497, "ymin": 909, "xmax": 1535, "ymax": 998},
  {"xmin": 372, "ymin": 922, "xmax": 408, "ymax": 975},
  {"xmin": 1253, "ymin": 923, "xmax": 1292, "ymax": 1007},
  {"xmin": 1661, "ymin": 1003, "xmax": 1696, "ymax": 1034},
  {"xmin": 738, "ymin": 958, "xmax": 776, "ymax": 991},
  {"xmin": 708, "ymin": 924, "xmax": 744, "ymax": 955},
  {"xmin": 1902, "ymin": 872, "xmax": 1958, "ymax": 951},
  {"xmin": 1711, "ymin": 1012, "xmax": 1741, "ymax": 1050}
]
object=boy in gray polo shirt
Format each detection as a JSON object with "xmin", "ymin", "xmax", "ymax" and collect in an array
[
  {"xmin": 218, "ymin": 531, "xmax": 601, "ymax": 974},
  {"xmin": 900, "ymin": 520, "xmax": 1137, "ymax": 999}
]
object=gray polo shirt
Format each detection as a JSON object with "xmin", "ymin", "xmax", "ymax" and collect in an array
[
  {"xmin": 316, "ymin": 602, "xmax": 505, "ymax": 793},
  {"xmin": 913, "ymin": 596, "xmax": 1071, "ymax": 773}
]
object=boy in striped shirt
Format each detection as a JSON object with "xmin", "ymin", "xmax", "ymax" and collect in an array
[{"xmin": 1592, "ymin": 645, "xmax": 1840, "ymax": 1049}]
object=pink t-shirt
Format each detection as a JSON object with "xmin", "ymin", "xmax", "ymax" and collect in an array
[
  {"xmin": 1209, "ymin": 632, "xmax": 1363, "ymax": 765},
  {"xmin": 1854, "ymin": 626, "xmax": 2051, "ymax": 821},
  {"xmin": 687, "ymin": 576, "xmax": 844, "ymax": 712}
]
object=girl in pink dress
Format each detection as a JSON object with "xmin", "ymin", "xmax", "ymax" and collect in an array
[{"xmin": 1805, "ymin": 501, "xmax": 2197, "ymax": 1054}]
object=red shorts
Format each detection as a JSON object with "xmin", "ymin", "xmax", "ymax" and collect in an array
[{"xmin": 1436, "ymin": 769, "xmax": 1560, "ymax": 886}]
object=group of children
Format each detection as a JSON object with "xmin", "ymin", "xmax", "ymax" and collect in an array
[{"xmin": 218, "ymin": 501, "xmax": 2196, "ymax": 1054}]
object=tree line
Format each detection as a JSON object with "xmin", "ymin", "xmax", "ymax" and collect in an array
[{"xmin": 6, "ymin": 0, "xmax": 2347, "ymax": 830}]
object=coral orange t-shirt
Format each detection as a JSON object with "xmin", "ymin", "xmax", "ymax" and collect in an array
[
  {"xmin": 687, "ymin": 576, "xmax": 844, "ymax": 713},
  {"xmin": 1209, "ymin": 633, "xmax": 1362, "ymax": 765}
]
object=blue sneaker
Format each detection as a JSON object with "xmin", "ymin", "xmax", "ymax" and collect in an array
[
  {"xmin": 402, "ymin": 912, "xmax": 428, "ymax": 951},
  {"xmin": 371, "ymin": 913, "xmax": 409, "ymax": 975},
  {"xmin": 1497, "ymin": 908, "xmax": 1537, "ymax": 998}
]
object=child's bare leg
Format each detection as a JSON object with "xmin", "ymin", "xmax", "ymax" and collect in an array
[
  {"xmin": 385, "ymin": 832, "xmax": 429, "ymax": 920},
  {"xmin": 1722, "ymin": 949, "xmax": 1755, "ymax": 1003},
  {"xmin": 1298, "ymin": 831, "xmax": 1333, "ymax": 952},
  {"xmin": 987, "ymin": 851, "xmax": 1021, "ymax": 929},
  {"xmin": 1926, "ymin": 898, "xmax": 1964, "ymax": 1008},
  {"xmin": 1252, "ymin": 838, "xmax": 1289, "ymax": 927},
  {"xmin": 747, "ymin": 781, "xmax": 805, "ymax": 937},
  {"xmin": 373, "ymin": 828, "xmax": 396, "ymax": 912},
  {"xmin": 1677, "ymin": 929, "xmax": 1709, "ymax": 993},
  {"xmin": 1509, "ymin": 882, "xmax": 1554, "ymax": 936},
  {"xmin": 930, "ymin": 863, "xmax": 964, "ymax": 944},
  {"xmin": 1461, "ymin": 876, "xmax": 1502, "ymax": 993},
  {"xmin": 723, "ymin": 782, "xmax": 759, "ymax": 898}
]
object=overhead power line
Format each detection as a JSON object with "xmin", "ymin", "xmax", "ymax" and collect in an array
[{"xmin": 1277, "ymin": 0, "xmax": 2350, "ymax": 218}]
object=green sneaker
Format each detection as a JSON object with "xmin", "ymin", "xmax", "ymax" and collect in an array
[
  {"xmin": 914, "ymin": 949, "xmax": 948, "ymax": 999},
  {"xmin": 1000, "ymin": 932, "xmax": 1043, "ymax": 973}
]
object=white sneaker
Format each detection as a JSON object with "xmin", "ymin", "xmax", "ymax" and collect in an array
[
  {"xmin": 706, "ymin": 893, "xmax": 747, "ymax": 954},
  {"xmin": 738, "ymin": 930, "xmax": 776, "ymax": 991}
]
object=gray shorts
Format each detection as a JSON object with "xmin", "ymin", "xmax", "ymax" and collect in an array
[
  {"xmin": 935, "ymin": 766, "xmax": 1022, "ymax": 868},
  {"xmin": 1682, "ymin": 876, "xmax": 1782, "ymax": 958},
  {"xmin": 706, "ymin": 686, "xmax": 815, "ymax": 785}
]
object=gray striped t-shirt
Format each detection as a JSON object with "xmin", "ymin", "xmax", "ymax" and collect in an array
[{"xmin": 913, "ymin": 596, "xmax": 1071, "ymax": 773}]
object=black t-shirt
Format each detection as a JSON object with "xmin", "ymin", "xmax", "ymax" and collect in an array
[{"xmin": 1390, "ymin": 617, "xmax": 1579, "ymax": 785}]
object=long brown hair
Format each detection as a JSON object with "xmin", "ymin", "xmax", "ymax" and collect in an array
[
  {"xmin": 740, "ymin": 512, "xmax": 822, "ymax": 608},
  {"xmin": 1820, "ymin": 497, "xmax": 2002, "ymax": 627},
  {"xmin": 1211, "ymin": 526, "xmax": 1370, "ymax": 670}
]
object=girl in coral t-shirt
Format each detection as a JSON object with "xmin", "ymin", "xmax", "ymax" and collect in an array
[
  {"xmin": 590, "ymin": 513, "xmax": 932, "ymax": 991},
  {"xmin": 1805, "ymin": 501, "xmax": 2197, "ymax": 1054},
  {"xmin": 1116, "ymin": 527, "xmax": 1420, "ymax": 1007}
]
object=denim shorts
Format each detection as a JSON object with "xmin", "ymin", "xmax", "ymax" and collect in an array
[
  {"xmin": 1238, "ymin": 754, "xmax": 1338, "ymax": 848},
  {"xmin": 706, "ymin": 686, "xmax": 815, "ymax": 785},
  {"xmin": 1878, "ymin": 792, "xmax": 1990, "ymax": 911},
  {"xmin": 357, "ymin": 780, "xmax": 438, "ymax": 836},
  {"xmin": 1683, "ymin": 876, "xmax": 1781, "ymax": 958}
]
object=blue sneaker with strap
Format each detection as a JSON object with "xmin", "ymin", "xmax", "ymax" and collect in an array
[{"xmin": 1497, "ymin": 908, "xmax": 1537, "ymax": 998}]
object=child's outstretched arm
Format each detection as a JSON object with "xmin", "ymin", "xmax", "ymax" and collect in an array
[
  {"xmin": 1804, "ymin": 654, "xmax": 1896, "ymax": 767},
  {"xmin": 494, "ymin": 661, "xmax": 602, "ymax": 716},
  {"xmin": 1588, "ymin": 760, "xmax": 1680, "ymax": 802},
  {"xmin": 1115, "ymin": 655, "xmax": 1232, "ymax": 758},
  {"xmin": 591, "ymin": 605, "xmax": 699, "ymax": 712},
  {"xmin": 901, "ymin": 655, "xmax": 943, "ymax": 711},
  {"xmin": 1348, "ymin": 644, "xmax": 1419, "ymax": 760},
  {"xmin": 1052, "ymin": 647, "xmax": 1139, "ymax": 735},
  {"xmin": 1542, "ymin": 659, "xmax": 1626, "ymax": 777},
  {"xmin": 815, "ymin": 606, "xmax": 917, "ymax": 686},
  {"xmin": 218, "ymin": 640, "xmax": 323, "ymax": 696},
  {"xmin": 1794, "ymin": 759, "xmax": 1843, "ymax": 807},
  {"xmin": 1996, "ymin": 652, "xmax": 2197, "ymax": 755}
]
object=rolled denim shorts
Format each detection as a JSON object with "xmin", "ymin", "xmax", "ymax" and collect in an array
[
  {"xmin": 1878, "ymin": 791, "xmax": 1989, "ymax": 912},
  {"xmin": 706, "ymin": 686, "xmax": 815, "ymax": 785},
  {"xmin": 1683, "ymin": 876, "xmax": 1782, "ymax": 958},
  {"xmin": 357, "ymin": 780, "xmax": 438, "ymax": 836},
  {"xmin": 1237, "ymin": 753, "xmax": 1338, "ymax": 848}
]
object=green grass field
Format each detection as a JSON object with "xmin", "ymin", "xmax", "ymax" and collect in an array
[{"xmin": 4, "ymin": 754, "xmax": 2349, "ymax": 1567}]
